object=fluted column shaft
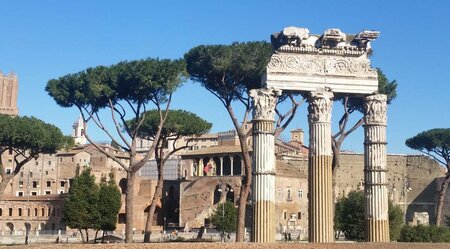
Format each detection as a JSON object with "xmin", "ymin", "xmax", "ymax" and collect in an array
[
  {"xmin": 308, "ymin": 90, "xmax": 334, "ymax": 243},
  {"xmin": 364, "ymin": 94, "xmax": 389, "ymax": 242},
  {"xmin": 250, "ymin": 88, "xmax": 281, "ymax": 243}
]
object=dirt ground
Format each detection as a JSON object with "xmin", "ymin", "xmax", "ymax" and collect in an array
[{"xmin": 3, "ymin": 243, "xmax": 450, "ymax": 249}]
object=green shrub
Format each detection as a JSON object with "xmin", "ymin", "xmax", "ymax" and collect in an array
[{"xmin": 399, "ymin": 225, "xmax": 450, "ymax": 242}]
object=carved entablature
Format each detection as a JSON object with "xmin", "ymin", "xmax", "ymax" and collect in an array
[
  {"xmin": 364, "ymin": 94, "xmax": 387, "ymax": 125},
  {"xmin": 264, "ymin": 27, "xmax": 380, "ymax": 95},
  {"xmin": 250, "ymin": 88, "xmax": 282, "ymax": 120},
  {"xmin": 308, "ymin": 90, "xmax": 334, "ymax": 123}
]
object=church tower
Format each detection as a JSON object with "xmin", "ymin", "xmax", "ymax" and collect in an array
[
  {"xmin": 0, "ymin": 71, "xmax": 19, "ymax": 116},
  {"xmin": 72, "ymin": 116, "xmax": 87, "ymax": 145}
]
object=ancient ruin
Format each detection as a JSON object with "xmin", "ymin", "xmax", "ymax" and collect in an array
[{"xmin": 251, "ymin": 27, "xmax": 386, "ymax": 242}]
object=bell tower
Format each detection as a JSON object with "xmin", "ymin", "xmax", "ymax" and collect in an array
[
  {"xmin": 0, "ymin": 71, "xmax": 19, "ymax": 116},
  {"xmin": 72, "ymin": 116, "xmax": 87, "ymax": 145}
]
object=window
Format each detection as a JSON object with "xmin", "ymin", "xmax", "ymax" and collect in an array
[
  {"xmin": 17, "ymin": 191, "xmax": 23, "ymax": 197},
  {"xmin": 19, "ymin": 181, "xmax": 24, "ymax": 188},
  {"xmin": 45, "ymin": 191, "xmax": 51, "ymax": 195},
  {"xmin": 298, "ymin": 212, "xmax": 302, "ymax": 220},
  {"xmin": 27, "ymin": 209, "xmax": 30, "ymax": 217},
  {"xmin": 59, "ymin": 157, "xmax": 63, "ymax": 162},
  {"xmin": 34, "ymin": 208, "xmax": 38, "ymax": 216},
  {"xmin": 283, "ymin": 211, "xmax": 287, "ymax": 220},
  {"xmin": 298, "ymin": 189, "xmax": 304, "ymax": 199},
  {"xmin": 41, "ymin": 208, "xmax": 45, "ymax": 216},
  {"xmin": 31, "ymin": 191, "xmax": 37, "ymax": 196},
  {"xmin": 287, "ymin": 189, "xmax": 292, "ymax": 201},
  {"xmin": 32, "ymin": 181, "xmax": 38, "ymax": 188},
  {"xmin": 45, "ymin": 171, "xmax": 49, "ymax": 175},
  {"xmin": 9, "ymin": 208, "xmax": 13, "ymax": 216},
  {"xmin": 60, "ymin": 181, "xmax": 65, "ymax": 188},
  {"xmin": 46, "ymin": 181, "xmax": 51, "ymax": 187},
  {"xmin": 6, "ymin": 169, "xmax": 11, "ymax": 175},
  {"xmin": 18, "ymin": 208, "xmax": 22, "ymax": 216},
  {"xmin": 118, "ymin": 213, "xmax": 126, "ymax": 224},
  {"xmin": 48, "ymin": 208, "xmax": 51, "ymax": 216},
  {"xmin": 36, "ymin": 161, "xmax": 39, "ymax": 166},
  {"xmin": 30, "ymin": 172, "xmax": 33, "ymax": 177},
  {"xmin": 48, "ymin": 161, "xmax": 52, "ymax": 165},
  {"xmin": 0, "ymin": 208, "xmax": 2, "ymax": 216}
]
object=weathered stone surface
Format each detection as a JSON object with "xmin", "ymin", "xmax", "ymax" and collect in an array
[{"xmin": 264, "ymin": 27, "xmax": 379, "ymax": 94}]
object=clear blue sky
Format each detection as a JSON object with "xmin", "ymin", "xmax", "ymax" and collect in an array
[{"xmin": 1, "ymin": 0, "xmax": 449, "ymax": 154}]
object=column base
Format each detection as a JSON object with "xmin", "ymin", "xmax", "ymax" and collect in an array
[{"xmin": 365, "ymin": 218, "xmax": 390, "ymax": 242}]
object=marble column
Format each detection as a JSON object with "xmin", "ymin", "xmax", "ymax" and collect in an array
[
  {"xmin": 250, "ymin": 88, "xmax": 281, "ymax": 242},
  {"xmin": 308, "ymin": 89, "xmax": 334, "ymax": 243},
  {"xmin": 364, "ymin": 94, "xmax": 389, "ymax": 242}
]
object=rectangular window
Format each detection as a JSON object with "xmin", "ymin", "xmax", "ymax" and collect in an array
[
  {"xmin": 9, "ymin": 208, "xmax": 13, "ymax": 216},
  {"xmin": 45, "ymin": 171, "xmax": 49, "ymax": 175},
  {"xmin": 48, "ymin": 161, "xmax": 52, "ymax": 165},
  {"xmin": 59, "ymin": 157, "xmax": 63, "ymax": 162},
  {"xmin": 298, "ymin": 189, "xmax": 304, "ymax": 199},
  {"xmin": 27, "ymin": 209, "xmax": 30, "ymax": 217},
  {"xmin": 31, "ymin": 191, "xmax": 37, "ymax": 196},
  {"xmin": 34, "ymin": 208, "xmax": 38, "ymax": 216},
  {"xmin": 118, "ymin": 213, "xmax": 126, "ymax": 224},
  {"xmin": 6, "ymin": 169, "xmax": 11, "ymax": 175},
  {"xmin": 36, "ymin": 161, "xmax": 39, "ymax": 166},
  {"xmin": 30, "ymin": 172, "xmax": 33, "ymax": 177},
  {"xmin": 60, "ymin": 181, "xmax": 65, "ymax": 188},
  {"xmin": 298, "ymin": 212, "xmax": 302, "ymax": 220},
  {"xmin": 46, "ymin": 181, "xmax": 51, "ymax": 187},
  {"xmin": 45, "ymin": 191, "xmax": 51, "ymax": 195},
  {"xmin": 32, "ymin": 181, "xmax": 38, "ymax": 188},
  {"xmin": 18, "ymin": 208, "xmax": 22, "ymax": 216},
  {"xmin": 19, "ymin": 181, "xmax": 24, "ymax": 188},
  {"xmin": 41, "ymin": 208, "xmax": 45, "ymax": 216},
  {"xmin": 283, "ymin": 211, "xmax": 287, "ymax": 220},
  {"xmin": 17, "ymin": 191, "xmax": 23, "ymax": 197}
]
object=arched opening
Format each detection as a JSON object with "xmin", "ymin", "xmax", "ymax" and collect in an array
[
  {"xmin": 144, "ymin": 205, "xmax": 162, "ymax": 226},
  {"xmin": 0, "ymin": 208, "xmax": 2, "ymax": 216},
  {"xmin": 25, "ymin": 222, "xmax": 31, "ymax": 231},
  {"xmin": 164, "ymin": 185, "xmax": 178, "ymax": 225},
  {"xmin": 214, "ymin": 157, "xmax": 221, "ymax": 176},
  {"xmin": 6, "ymin": 222, "xmax": 14, "ymax": 235},
  {"xmin": 226, "ymin": 184, "xmax": 235, "ymax": 203},
  {"xmin": 119, "ymin": 178, "xmax": 127, "ymax": 194},
  {"xmin": 223, "ymin": 156, "xmax": 231, "ymax": 175},
  {"xmin": 233, "ymin": 155, "xmax": 242, "ymax": 175},
  {"xmin": 213, "ymin": 185, "xmax": 221, "ymax": 205},
  {"xmin": 202, "ymin": 157, "xmax": 211, "ymax": 176}
]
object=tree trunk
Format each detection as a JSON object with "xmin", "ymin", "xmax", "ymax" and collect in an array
[
  {"xmin": 78, "ymin": 229, "xmax": 85, "ymax": 243},
  {"xmin": 125, "ymin": 171, "xmax": 136, "ymax": 243},
  {"xmin": 94, "ymin": 230, "xmax": 99, "ymax": 243},
  {"xmin": 436, "ymin": 173, "xmax": 450, "ymax": 226},
  {"xmin": 102, "ymin": 230, "xmax": 105, "ymax": 243},
  {"xmin": 235, "ymin": 134, "xmax": 252, "ymax": 242},
  {"xmin": 0, "ymin": 178, "xmax": 11, "ymax": 201},
  {"xmin": 85, "ymin": 229, "xmax": 89, "ymax": 244},
  {"xmin": 143, "ymin": 160, "xmax": 164, "ymax": 243}
]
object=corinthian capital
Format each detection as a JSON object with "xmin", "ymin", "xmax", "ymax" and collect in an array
[
  {"xmin": 250, "ymin": 88, "xmax": 282, "ymax": 120},
  {"xmin": 308, "ymin": 90, "xmax": 334, "ymax": 123},
  {"xmin": 364, "ymin": 94, "xmax": 387, "ymax": 125}
]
